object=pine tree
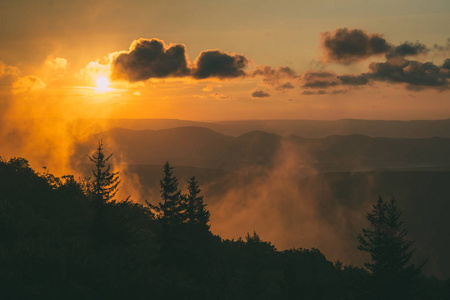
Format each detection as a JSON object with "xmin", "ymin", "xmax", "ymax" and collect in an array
[
  {"xmin": 358, "ymin": 196, "xmax": 422, "ymax": 299},
  {"xmin": 185, "ymin": 177, "xmax": 210, "ymax": 230},
  {"xmin": 149, "ymin": 161, "xmax": 184, "ymax": 226},
  {"xmin": 88, "ymin": 141, "xmax": 120, "ymax": 204}
]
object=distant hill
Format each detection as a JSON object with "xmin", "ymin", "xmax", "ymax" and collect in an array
[
  {"xmin": 212, "ymin": 119, "xmax": 450, "ymax": 138},
  {"xmin": 72, "ymin": 126, "xmax": 450, "ymax": 278},
  {"xmin": 73, "ymin": 127, "xmax": 282, "ymax": 170},
  {"xmin": 91, "ymin": 118, "xmax": 450, "ymax": 138},
  {"xmin": 73, "ymin": 126, "xmax": 450, "ymax": 172}
]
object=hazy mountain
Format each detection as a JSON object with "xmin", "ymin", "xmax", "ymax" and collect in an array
[
  {"xmin": 74, "ymin": 126, "xmax": 450, "ymax": 172},
  {"xmin": 72, "ymin": 126, "xmax": 450, "ymax": 279},
  {"xmin": 91, "ymin": 118, "xmax": 450, "ymax": 138},
  {"xmin": 74, "ymin": 127, "xmax": 282, "ymax": 170}
]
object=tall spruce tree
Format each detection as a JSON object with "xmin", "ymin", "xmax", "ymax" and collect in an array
[
  {"xmin": 88, "ymin": 141, "xmax": 120, "ymax": 204},
  {"xmin": 151, "ymin": 161, "xmax": 184, "ymax": 226},
  {"xmin": 358, "ymin": 196, "xmax": 422, "ymax": 299},
  {"xmin": 185, "ymin": 177, "xmax": 210, "ymax": 230}
]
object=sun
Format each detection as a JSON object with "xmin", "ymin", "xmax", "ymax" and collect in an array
[{"xmin": 95, "ymin": 76, "xmax": 111, "ymax": 92}]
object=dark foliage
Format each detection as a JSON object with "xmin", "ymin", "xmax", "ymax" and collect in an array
[
  {"xmin": 88, "ymin": 141, "xmax": 120, "ymax": 204},
  {"xmin": 0, "ymin": 156, "xmax": 448, "ymax": 299},
  {"xmin": 184, "ymin": 176, "xmax": 210, "ymax": 230},
  {"xmin": 358, "ymin": 196, "xmax": 426, "ymax": 299}
]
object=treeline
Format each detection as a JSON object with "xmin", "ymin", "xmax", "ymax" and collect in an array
[{"xmin": 0, "ymin": 144, "xmax": 449, "ymax": 299}]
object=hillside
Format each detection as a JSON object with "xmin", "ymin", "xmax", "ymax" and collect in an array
[
  {"xmin": 73, "ymin": 127, "xmax": 450, "ymax": 172},
  {"xmin": 88, "ymin": 118, "xmax": 450, "ymax": 138}
]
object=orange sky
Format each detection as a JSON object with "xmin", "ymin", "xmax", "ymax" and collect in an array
[{"xmin": 0, "ymin": 0, "xmax": 449, "ymax": 121}]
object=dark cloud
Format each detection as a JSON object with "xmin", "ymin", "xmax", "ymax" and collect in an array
[
  {"xmin": 276, "ymin": 82, "xmax": 295, "ymax": 90},
  {"xmin": 442, "ymin": 59, "xmax": 450, "ymax": 70},
  {"xmin": 367, "ymin": 57, "xmax": 450, "ymax": 89},
  {"xmin": 321, "ymin": 28, "xmax": 390, "ymax": 64},
  {"xmin": 192, "ymin": 50, "xmax": 248, "ymax": 79},
  {"xmin": 321, "ymin": 28, "xmax": 431, "ymax": 64},
  {"xmin": 301, "ymin": 57, "xmax": 450, "ymax": 92},
  {"xmin": 301, "ymin": 71, "xmax": 340, "ymax": 88},
  {"xmin": 110, "ymin": 39, "xmax": 251, "ymax": 82},
  {"xmin": 251, "ymin": 90, "xmax": 270, "ymax": 98},
  {"xmin": 252, "ymin": 65, "xmax": 297, "ymax": 78},
  {"xmin": 251, "ymin": 65, "xmax": 298, "ymax": 88},
  {"xmin": 387, "ymin": 42, "xmax": 429, "ymax": 58},
  {"xmin": 337, "ymin": 74, "xmax": 369, "ymax": 86},
  {"xmin": 111, "ymin": 38, "xmax": 190, "ymax": 82},
  {"xmin": 301, "ymin": 71, "xmax": 370, "ymax": 91},
  {"xmin": 433, "ymin": 38, "xmax": 450, "ymax": 52},
  {"xmin": 302, "ymin": 90, "xmax": 327, "ymax": 95}
]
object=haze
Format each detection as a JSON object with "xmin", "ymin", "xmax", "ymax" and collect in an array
[{"xmin": 1, "ymin": 0, "xmax": 450, "ymax": 281}]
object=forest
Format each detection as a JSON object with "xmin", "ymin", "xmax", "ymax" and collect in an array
[{"xmin": 0, "ymin": 143, "xmax": 449, "ymax": 300}]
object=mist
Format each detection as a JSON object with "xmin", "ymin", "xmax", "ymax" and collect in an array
[
  {"xmin": 204, "ymin": 139, "xmax": 372, "ymax": 266},
  {"xmin": 1, "ymin": 96, "xmax": 449, "ymax": 278}
]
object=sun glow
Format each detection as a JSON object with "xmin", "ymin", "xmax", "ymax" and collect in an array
[{"xmin": 95, "ymin": 76, "xmax": 112, "ymax": 92}]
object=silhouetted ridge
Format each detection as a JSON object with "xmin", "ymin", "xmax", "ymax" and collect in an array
[
  {"xmin": 75, "ymin": 127, "xmax": 450, "ymax": 172},
  {"xmin": 1, "ymin": 156, "xmax": 448, "ymax": 299}
]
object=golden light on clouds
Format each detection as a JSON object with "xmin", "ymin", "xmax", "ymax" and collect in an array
[
  {"xmin": 12, "ymin": 75, "xmax": 46, "ymax": 93},
  {"xmin": 0, "ymin": 0, "xmax": 448, "ymax": 125}
]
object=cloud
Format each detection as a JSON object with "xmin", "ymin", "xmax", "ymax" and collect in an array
[
  {"xmin": 251, "ymin": 90, "xmax": 270, "ymax": 98},
  {"xmin": 337, "ymin": 74, "xmax": 369, "ymax": 86},
  {"xmin": 202, "ymin": 84, "xmax": 223, "ymax": 92},
  {"xmin": 251, "ymin": 65, "xmax": 298, "ymax": 93},
  {"xmin": 321, "ymin": 28, "xmax": 437, "ymax": 64},
  {"xmin": 367, "ymin": 57, "xmax": 450, "ymax": 90},
  {"xmin": 192, "ymin": 50, "xmax": 248, "ymax": 79},
  {"xmin": 321, "ymin": 28, "xmax": 390, "ymax": 64},
  {"xmin": 433, "ymin": 38, "xmax": 450, "ymax": 52},
  {"xmin": 0, "ymin": 61, "xmax": 47, "ymax": 94},
  {"xmin": 252, "ymin": 65, "xmax": 297, "ymax": 84},
  {"xmin": 0, "ymin": 61, "xmax": 20, "ymax": 86},
  {"xmin": 109, "ymin": 39, "xmax": 249, "ymax": 82},
  {"xmin": 252, "ymin": 65, "xmax": 297, "ymax": 78},
  {"xmin": 300, "ymin": 71, "xmax": 369, "ymax": 92},
  {"xmin": 302, "ymin": 90, "xmax": 327, "ymax": 95},
  {"xmin": 202, "ymin": 85, "xmax": 214, "ymax": 92},
  {"xmin": 300, "ymin": 56, "xmax": 450, "ymax": 91},
  {"xmin": 45, "ymin": 56, "xmax": 68, "ymax": 70},
  {"xmin": 12, "ymin": 75, "xmax": 46, "ymax": 93},
  {"xmin": 210, "ymin": 92, "xmax": 230, "ymax": 100},
  {"xmin": 77, "ymin": 60, "xmax": 110, "ymax": 82},
  {"xmin": 442, "ymin": 58, "xmax": 450, "ymax": 70},
  {"xmin": 301, "ymin": 89, "xmax": 347, "ymax": 96},
  {"xmin": 301, "ymin": 71, "xmax": 340, "ymax": 88},
  {"xmin": 276, "ymin": 82, "xmax": 295, "ymax": 90},
  {"xmin": 111, "ymin": 38, "xmax": 190, "ymax": 82},
  {"xmin": 387, "ymin": 42, "xmax": 429, "ymax": 58}
]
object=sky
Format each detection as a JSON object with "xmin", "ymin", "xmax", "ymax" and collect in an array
[{"xmin": 1, "ymin": 0, "xmax": 450, "ymax": 121}]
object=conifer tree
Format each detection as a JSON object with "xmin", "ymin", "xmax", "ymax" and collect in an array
[
  {"xmin": 88, "ymin": 141, "xmax": 120, "ymax": 204},
  {"xmin": 150, "ymin": 161, "xmax": 184, "ymax": 226},
  {"xmin": 358, "ymin": 196, "xmax": 422, "ymax": 298},
  {"xmin": 185, "ymin": 177, "xmax": 210, "ymax": 230}
]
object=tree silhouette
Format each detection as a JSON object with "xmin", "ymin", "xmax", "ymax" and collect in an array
[
  {"xmin": 358, "ymin": 196, "xmax": 422, "ymax": 299},
  {"xmin": 88, "ymin": 141, "xmax": 120, "ymax": 204},
  {"xmin": 2, "ymin": 156, "xmax": 450, "ymax": 299},
  {"xmin": 184, "ymin": 177, "xmax": 210, "ymax": 230},
  {"xmin": 149, "ymin": 161, "xmax": 184, "ymax": 226}
]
